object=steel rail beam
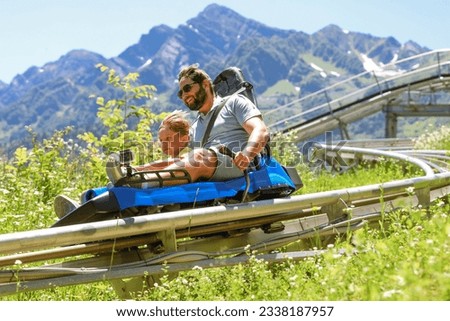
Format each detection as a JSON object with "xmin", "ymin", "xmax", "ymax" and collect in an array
[
  {"xmin": 0, "ymin": 192, "xmax": 341, "ymax": 255},
  {"xmin": 0, "ymin": 146, "xmax": 446, "ymax": 257},
  {"xmin": 0, "ymin": 250, "xmax": 328, "ymax": 296}
]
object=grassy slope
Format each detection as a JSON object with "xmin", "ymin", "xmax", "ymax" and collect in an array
[{"xmin": 1, "ymin": 128, "xmax": 449, "ymax": 301}]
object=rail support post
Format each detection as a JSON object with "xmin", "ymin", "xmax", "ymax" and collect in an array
[
  {"xmin": 416, "ymin": 187, "xmax": 431, "ymax": 210},
  {"xmin": 385, "ymin": 109, "xmax": 398, "ymax": 138},
  {"xmin": 322, "ymin": 198, "xmax": 349, "ymax": 223},
  {"xmin": 157, "ymin": 228, "xmax": 177, "ymax": 252}
]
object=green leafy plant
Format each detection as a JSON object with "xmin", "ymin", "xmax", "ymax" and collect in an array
[{"xmin": 78, "ymin": 64, "xmax": 165, "ymax": 166}]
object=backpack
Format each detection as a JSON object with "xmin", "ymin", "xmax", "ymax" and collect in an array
[{"xmin": 212, "ymin": 67, "xmax": 257, "ymax": 106}]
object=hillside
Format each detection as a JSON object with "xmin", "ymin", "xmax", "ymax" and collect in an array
[{"xmin": 0, "ymin": 4, "xmax": 430, "ymax": 155}]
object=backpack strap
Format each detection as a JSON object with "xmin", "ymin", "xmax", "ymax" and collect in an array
[{"xmin": 201, "ymin": 86, "xmax": 246, "ymax": 147}]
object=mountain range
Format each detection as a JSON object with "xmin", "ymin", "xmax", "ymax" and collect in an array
[{"xmin": 0, "ymin": 3, "xmax": 430, "ymax": 155}]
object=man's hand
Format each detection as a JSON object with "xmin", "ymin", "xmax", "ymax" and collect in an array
[{"xmin": 233, "ymin": 151, "xmax": 252, "ymax": 171}]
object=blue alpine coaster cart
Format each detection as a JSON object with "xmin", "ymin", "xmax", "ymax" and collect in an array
[
  {"xmin": 52, "ymin": 147, "xmax": 303, "ymax": 227},
  {"xmin": 52, "ymin": 66, "xmax": 303, "ymax": 228}
]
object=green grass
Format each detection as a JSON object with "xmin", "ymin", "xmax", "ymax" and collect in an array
[
  {"xmin": 1, "ymin": 144, "xmax": 449, "ymax": 301},
  {"xmin": 262, "ymin": 79, "xmax": 299, "ymax": 96}
]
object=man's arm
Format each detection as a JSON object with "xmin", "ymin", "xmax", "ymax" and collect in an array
[{"xmin": 233, "ymin": 116, "xmax": 270, "ymax": 170}]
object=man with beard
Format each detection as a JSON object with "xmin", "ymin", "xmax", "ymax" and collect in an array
[
  {"xmin": 106, "ymin": 65, "xmax": 269, "ymax": 188},
  {"xmin": 173, "ymin": 64, "xmax": 269, "ymax": 182},
  {"xmin": 56, "ymin": 65, "xmax": 269, "ymax": 218},
  {"xmin": 108, "ymin": 64, "xmax": 270, "ymax": 187}
]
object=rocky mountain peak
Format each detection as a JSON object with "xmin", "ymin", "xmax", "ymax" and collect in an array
[{"xmin": 0, "ymin": 4, "xmax": 430, "ymax": 154}]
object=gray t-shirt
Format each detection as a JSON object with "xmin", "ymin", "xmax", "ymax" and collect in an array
[{"xmin": 190, "ymin": 94, "xmax": 262, "ymax": 153}]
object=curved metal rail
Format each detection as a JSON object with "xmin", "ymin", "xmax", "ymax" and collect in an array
[
  {"xmin": 264, "ymin": 49, "xmax": 450, "ymax": 142},
  {"xmin": 0, "ymin": 143, "xmax": 449, "ymax": 297}
]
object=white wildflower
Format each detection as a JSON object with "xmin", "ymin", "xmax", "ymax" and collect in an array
[{"xmin": 383, "ymin": 289, "xmax": 402, "ymax": 298}]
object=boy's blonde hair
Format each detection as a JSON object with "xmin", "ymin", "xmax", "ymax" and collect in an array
[{"xmin": 160, "ymin": 110, "xmax": 190, "ymax": 136}]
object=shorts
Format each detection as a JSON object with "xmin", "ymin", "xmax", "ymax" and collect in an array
[{"xmin": 208, "ymin": 146, "xmax": 244, "ymax": 181}]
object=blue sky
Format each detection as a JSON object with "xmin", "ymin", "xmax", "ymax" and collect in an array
[{"xmin": 0, "ymin": 0, "xmax": 449, "ymax": 83}]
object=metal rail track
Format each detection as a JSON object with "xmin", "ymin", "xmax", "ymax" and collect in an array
[
  {"xmin": 264, "ymin": 49, "xmax": 450, "ymax": 141},
  {"xmin": 0, "ymin": 141, "xmax": 449, "ymax": 298}
]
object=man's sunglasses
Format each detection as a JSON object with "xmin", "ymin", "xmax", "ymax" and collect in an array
[{"xmin": 177, "ymin": 82, "xmax": 197, "ymax": 98}]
